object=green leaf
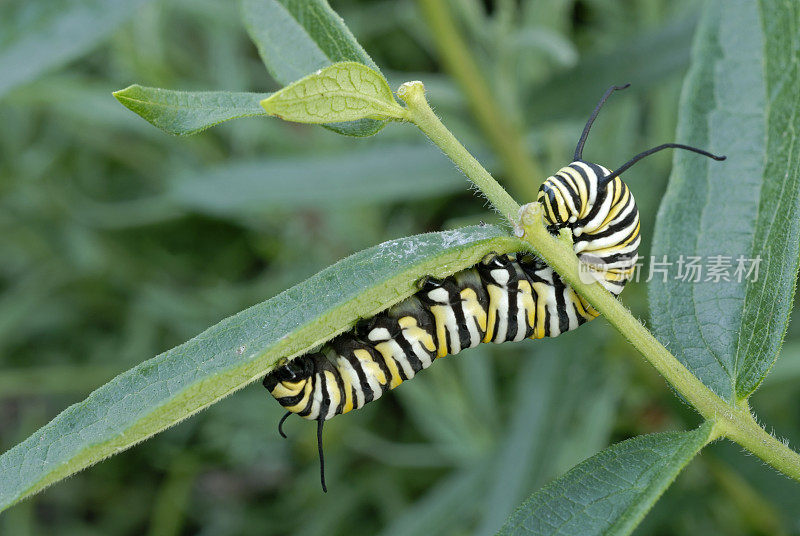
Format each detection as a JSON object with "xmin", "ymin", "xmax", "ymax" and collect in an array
[
  {"xmin": 240, "ymin": 0, "xmax": 385, "ymax": 136},
  {"xmin": 0, "ymin": 0, "xmax": 150, "ymax": 98},
  {"xmin": 112, "ymin": 86, "xmax": 271, "ymax": 136},
  {"xmin": 166, "ymin": 144, "xmax": 469, "ymax": 216},
  {"xmin": 649, "ymin": 0, "xmax": 800, "ymax": 401},
  {"xmin": 0, "ymin": 225, "xmax": 523, "ymax": 512},
  {"xmin": 260, "ymin": 62, "xmax": 405, "ymax": 124},
  {"xmin": 497, "ymin": 422, "xmax": 715, "ymax": 536}
]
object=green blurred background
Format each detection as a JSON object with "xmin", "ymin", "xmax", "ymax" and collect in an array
[{"xmin": 1, "ymin": 0, "xmax": 799, "ymax": 534}]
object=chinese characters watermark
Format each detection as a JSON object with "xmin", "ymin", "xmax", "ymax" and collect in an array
[{"xmin": 577, "ymin": 255, "xmax": 762, "ymax": 284}]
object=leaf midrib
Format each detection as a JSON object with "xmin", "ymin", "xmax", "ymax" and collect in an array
[
  {"xmin": 270, "ymin": 89, "xmax": 399, "ymax": 114},
  {"xmin": 115, "ymin": 92, "xmax": 267, "ymax": 114}
]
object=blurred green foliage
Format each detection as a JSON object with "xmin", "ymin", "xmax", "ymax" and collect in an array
[{"xmin": 1, "ymin": 0, "xmax": 798, "ymax": 534}]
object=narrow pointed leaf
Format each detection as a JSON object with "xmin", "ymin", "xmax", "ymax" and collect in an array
[
  {"xmin": 649, "ymin": 0, "xmax": 800, "ymax": 400},
  {"xmin": 0, "ymin": 226, "xmax": 523, "ymax": 512},
  {"xmin": 260, "ymin": 62, "xmax": 405, "ymax": 124},
  {"xmin": 240, "ymin": 0, "xmax": 385, "ymax": 136},
  {"xmin": 0, "ymin": 0, "xmax": 150, "ymax": 98},
  {"xmin": 113, "ymin": 86, "xmax": 271, "ymax": 136},
  {"xmin": 497, "ymin": 422, "xmax": 715, "ymax": 536}
]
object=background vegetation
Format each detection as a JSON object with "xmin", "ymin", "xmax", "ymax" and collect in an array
[{"xmin": 1, "ymin": 0, "xmax": 798, "ymax": 534}]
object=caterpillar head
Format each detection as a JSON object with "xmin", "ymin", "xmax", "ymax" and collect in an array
[{"xmin": 263, "ymin": 356, "xmax": 314, "ymax": 391}]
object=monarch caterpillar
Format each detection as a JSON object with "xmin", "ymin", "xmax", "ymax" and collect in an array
[{"xmin": 262, "ymin": 84, "xmax": 725, "ymax": 491}]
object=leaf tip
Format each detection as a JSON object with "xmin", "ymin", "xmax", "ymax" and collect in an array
[{"xmin": 112, "ymin": 84, "xmax": 139, "ymax": 100}]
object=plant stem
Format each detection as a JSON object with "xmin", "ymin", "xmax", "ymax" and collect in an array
[
  {"xmin": 397, "ymin": 80, "xmax": 800, "ymax": 482},
  {"xmin": 415, "ymin": 0, "xmax": 542, "ymax": 201},
  {"xmin": 397, "ymin": 81, "xmax": 521, "ymax": 222}
]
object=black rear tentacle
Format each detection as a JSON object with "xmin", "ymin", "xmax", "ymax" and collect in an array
[
  {"xmin": 278, "ymin": 411, "xmax": 291, "ymax": 439},
  {"xmin": 317, "ymin": 418, "xmax": 327, "ymax": 493}
]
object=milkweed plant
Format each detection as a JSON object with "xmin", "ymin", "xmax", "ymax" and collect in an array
[{"xmin": 1, "ymin": 0, "xmax": 799, "ymax": 534}]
